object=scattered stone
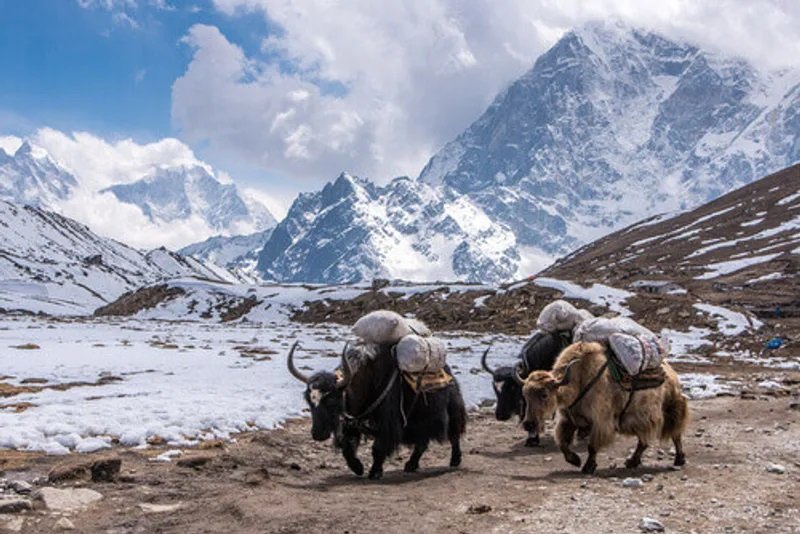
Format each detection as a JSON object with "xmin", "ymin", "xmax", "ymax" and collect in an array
[
  {"xmin": 466, "ymin": 504, "xmax": 491, "ymax": 515},
  {"xmin": 0, "ymin": 496, "xmax": 33, "ymax": 513},
  {"xmin": 1, "ymin": 516, "xmax": 24, "ymax": 532},
  {"xmin": 55, "ymin": 517, "xmax": 75, "ymax": 530},
  {"xmin": 289, "ymin": 463, "xmax": 301, "ymax": 471},
  {"xmin": 8, "ymin": 480, "xmax": 32, "ymax": 495},
  {"xmin": 765, "ymin": 463, "xmax": 786, "ymax": 474},
  {"xmin": 34, "ymin": 487, "xmax": 103, "ymax": 512},
  {"xmin": 138, "ymin": 503, "xmax": 183, "ymax": 513},
  {"xmin": 91, "ymin": 458, "xmax": 122, "ymax": 482},
  {"xmin": 639, "ymin": 517, "xmax": 665, "ymax": 532},
  {"xmin": 622, "ymin": 477, "xmax": 644, "ymax": 488},
  {"xmin": 176, "ymin": 456, "xmax": 213, "ymax": 469},
  {"xmin": 641, "ymin": 474, "xmax": 654, "ymax": 483}
]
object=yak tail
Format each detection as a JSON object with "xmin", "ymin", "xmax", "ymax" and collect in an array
[{"xmin": 661, "ymin": 387, "xmax": 689, "ymax": 441}]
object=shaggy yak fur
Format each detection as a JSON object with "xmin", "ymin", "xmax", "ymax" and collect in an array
[
  {"xmin": 482, "ymin": 331, "xmax": 571, "ymax": 446},
  {"xmin": 521, "ymin": 341, "xmax": 688, "ymax": 474},
  {"xmin": 287, "ymin": 342, "xmax": 467, "ymax": 479}
]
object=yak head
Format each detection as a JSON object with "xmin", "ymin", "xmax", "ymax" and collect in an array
[
  {"xmin": 287, "ymin": 341, "xmax": 352, "ymax": 441},
  {"xmin": 481, "ymin": 347, "xmax": 528, "ymax": 421},
  {"xmin": 520, "ymin": 360, "xmax": 576, "ymax": 434}
]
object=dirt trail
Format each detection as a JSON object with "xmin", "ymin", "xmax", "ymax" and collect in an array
[{"xmin": 2, "ymin": 393, "xmax": 799, "ymax": 534}]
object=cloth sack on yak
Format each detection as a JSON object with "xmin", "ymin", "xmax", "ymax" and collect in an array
[
  {"xmin": 395, "ymin": 334, "xmax": 447, "ymax": 373},
  {"xmin": 536, "ymin": 300, "xmax": 593, "ymax": 334},
  {"xmin": 574, "ymin": 317, "xmax": 669, "ymax": 376},
  {"xmin": 352, "ymin": 310, "xmax": 431, "ymax": 345}
]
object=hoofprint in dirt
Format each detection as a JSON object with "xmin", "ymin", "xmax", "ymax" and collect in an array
[{"xmin": 1, "ymin": 397, "xmax": 799, "ymax": 533}]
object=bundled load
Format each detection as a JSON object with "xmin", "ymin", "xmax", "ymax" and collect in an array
[
  {"xmin": 574, "ymin": 316, "xmax": 669, "ymax": 375},
  {"xmin": 351, "ymin": 309, "xmax": 446, "ymax": 373},
  {"xmin": 536, "ymin": 300, "xmax": 594, "ymax": 335},
  {"xmin": 395, "ymin": 334, "xmax": 447, "ymax": 373},
  {"xmin": 352, "ymin": 310, "xmax": 431, "ymax": 345}
]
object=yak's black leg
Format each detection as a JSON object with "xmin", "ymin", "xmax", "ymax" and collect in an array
[
  {"xmin": 625, "ymin": 439, "xmax": 648, "ymax": 469},
  {"xmin": 556, "ymin": 418, "xmax": 581, "ymax": 467},
  {"xmin": 368, "ymin": 441, "xmax": 389, "ymax": 480},
  {"xmin": 582, "ymin": 445, "xmax": 598, "ymax": 475},
  {"xmin": 404, "ymin": 439, "xmax": 429, "ymax": 473},
  {"xmin": 341, "ymin": 428, "xmax": 364, "ymax": 476},
  {"xmin": 673, "ymin": 435, "xmax": 686, "ymax": 467},
  {"xmin": 449, "ymin": 433, "xmax": 462, "ymax": 468},
  {"xmin": 525, "ymin": 430, "xmax": 540, "ymax": 447}
]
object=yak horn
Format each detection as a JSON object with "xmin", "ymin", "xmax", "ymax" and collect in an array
[
  {"xmin": 336, "ymin": 342, "xmax": 352, "ymax": 390},
  {"xmin": 286, "ymin": 341, "xmax": 310, "ymax": 384},
  {"xmin": 480, "ymin": 345, "xmax": 494, "ymax": 374},
  {"xmin": 557, "ymin": 359, "xmax": 579, "ymax": 387},
  {"xmin": 512, "ymin": 361, "xmax": 526, "ymax": 386}
]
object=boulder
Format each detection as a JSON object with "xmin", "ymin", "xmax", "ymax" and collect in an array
[{"xmin": 34, "ymin": 487, "xmax": 103, "ymax": 512}]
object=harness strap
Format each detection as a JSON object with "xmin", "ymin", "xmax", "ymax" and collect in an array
[
  {"xmin": 568, "ymin": 360, "xmax": 608, "ymax": 411},
  {"xmin": 343, "ymin": 367, "xmax": 400, "ymax": 422},
  {"xmin": 618, "ymin": 389, "xmax": 636, "ymax": 427}
]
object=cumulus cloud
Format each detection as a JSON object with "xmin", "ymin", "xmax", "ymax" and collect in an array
[{"xmin": 170, "ymin": 0, "xmax": 800, "ymax": 191}]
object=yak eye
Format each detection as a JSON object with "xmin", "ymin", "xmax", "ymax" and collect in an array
[{"xmin": 537, "ymin": 390, "xmax": 548, "ymax": 399}]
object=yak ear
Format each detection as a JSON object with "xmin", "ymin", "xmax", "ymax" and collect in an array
[{"xmin": 555, "ymin": 360, "xmax": 578, "ymax": 387}]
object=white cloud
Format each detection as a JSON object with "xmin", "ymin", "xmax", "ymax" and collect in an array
[
  {"xmin": 170, "ymin": 0, "xmax": 800, "ymax": 192},
  {"xmin": 14, "ymin": 128, "xmax": 274, "ymax": 250}
]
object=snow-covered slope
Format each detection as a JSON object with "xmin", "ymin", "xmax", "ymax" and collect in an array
[
  {"xmin": 0, "ymin": 141, "xmax": 78, "ymax": 208},
  {"xmin": 254, "ymin": 21, "xmax": 800, "ymax": 284},
  {"xmin": 179, "ymin": 228, "xmax": 273, "ymax": 283},
  {"xmin": 0, "ymin": 200, "xmax": 236, "ymax": 315},
  {"xmin": 418, "ymin": 20, "xmax": 800, "ymax": 263},
  {"xmin": 102, "ymin": 164, "xmax": 276, "ymax": 233},
  {"xmin": 256, "ymin": 173, "xmax": 521, "ymax": 283}
]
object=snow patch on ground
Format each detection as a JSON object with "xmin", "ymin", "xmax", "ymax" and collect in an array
[
  {"xmin": 693, "ymin": 303, "xmax": 762, "ymax": 335},
  {"xmin": 533, "ymin": 277, "xmax": 633, "ymax": 315}
]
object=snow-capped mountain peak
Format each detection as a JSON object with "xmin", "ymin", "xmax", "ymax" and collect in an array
[{"xmin": 0, "ymin": 138, "xmax": 79, "ymax": 208}]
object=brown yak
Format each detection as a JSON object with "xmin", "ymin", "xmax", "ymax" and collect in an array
[{"xmin": 520, "ymin": 341, "xmax": 688, "ymax": 474}]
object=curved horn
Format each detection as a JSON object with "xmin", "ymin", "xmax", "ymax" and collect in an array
[
  {"xmin": 286, "ymin": 341, "xmax": 310, "ymax": 384},
  {"xmin": 336, "ymin": 342, "xmax": 352, "ymax": 390},
  {"xmin": 480, "ymin": 345, "xmax": 495, "ymax": 374},
  {"xmin": 556, "ymin": 359, "xmax": 579, "ymax": 387},
  {"xmin": 512, "ymin": 361, "xmax": 526, "ymax": 386}
]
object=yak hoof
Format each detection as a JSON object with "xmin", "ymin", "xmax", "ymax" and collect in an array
[
  {"xmin": 674, "ymin": 453, "xmax": 686, "ymax": 467},
  {"xmin": 403, "ymin": 461, "xmax": 419, "ymax": 473},
  {"xmin": 524, "ymin": 436, "xmax": 540, "ymax": 447},
  {"xmin": 347, "ymin": 459, "xmax": 365, "ymax": 476},
  {"xmin": 368, "ymin": 469, "xmax": 383, "ymax": 480},
  {"xmin": 449, "ymin": 453, "xmax": 462, "ymax": 468},
  {"xmin": 565, "ymin": 452, "xmax": 581, "ymax": 467},
  {"xmin": 624, "ymin": 456, "xmax": 642, "ymax": 469},
  {"xmin": 581, "ymin": 459, "xmax": 597, "ymax": 475}
]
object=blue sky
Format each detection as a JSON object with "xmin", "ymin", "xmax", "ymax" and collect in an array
[{"xmin": 0, "ymin": 0, "xmax": 270, "ymax": 140}]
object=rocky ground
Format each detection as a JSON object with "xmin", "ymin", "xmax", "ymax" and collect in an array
[{"xmin": 1, "ymin": 382, "xmax": 798, "ymax": 534}]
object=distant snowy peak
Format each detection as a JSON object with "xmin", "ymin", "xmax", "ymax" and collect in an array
[
  {"xmin": 0, "ymin": 140, "xmax": 78, "ymax": 208},
  {"xmin": 179, "ymin": 228, "xmax": 274, "ymax": 283},
  {"xmin": 0, "ymin": 199, "xmax": 239, "ymax": 315},
  {"xmin": 418, "ymin": 20, "xmax": 800, "ymax": 261},
  {"xmin": 102, "ymin": 164, "xmax": 276, "ymax": 233},
  {"xmin": 255, "ymin": 172, "xmax": 522, "ymax": 284}
]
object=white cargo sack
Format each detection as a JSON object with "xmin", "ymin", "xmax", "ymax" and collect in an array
[
  {"xmin": 608, "ymin": 334, "xmax": 666, "ymax": 376},
  {"xmin": 536, "ymin": 300, "xmax": 593, "ymax": 334},
  {"xmin": 352, "ymin": 310, "xmax": 430, "ymax": 345},
  {"xmin": 573, "ymin": 316, "xmax": 655, "ymax": 343},
  {"xmin": 395, "ymin": 335, "xmax": 447, "ymax": 373}
]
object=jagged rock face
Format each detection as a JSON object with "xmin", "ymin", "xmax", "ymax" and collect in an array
[
  {"xmin": 103, "ymin": 165, "xmax": 275, "ymax": 232},
  {"xmin": 256, "ymin": 173, "xmax": 519, "ymax": 284},
  {"xmin": 419, "ymin": 21, "xmax": 800, "ymax": 255},
  {"xmin": 0, "ymin": 141, "xmax": 78, "ymax": 207},
  {"xmin": 254, "ymin": 22, "xmax": 800, "ymax": 284}
]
